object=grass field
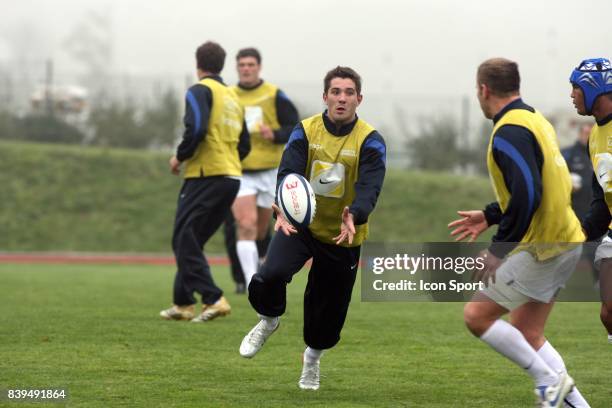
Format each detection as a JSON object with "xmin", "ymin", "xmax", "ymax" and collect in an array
[
  {"xmin": 0, "ymin": 263, "xmax": 609, "ymax": 407},
  {"xmin": 0, "ymin": 140, "xmax": 494, "ymax": 253}
]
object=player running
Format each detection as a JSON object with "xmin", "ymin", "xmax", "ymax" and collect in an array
[
  {"xmin": 238, "ymin": 66, "xmax": 386, "ymax": 391},
  {"xmin": 230, "ymin": 47, "xmax": 299, "ymax": 287},
  {"xmin": 569, "ymin": 57, "xmax": 612, "ymax": 344},
  {"xmin": 449, "ymin": 58, "xmax": 590, "ymax": 407}
]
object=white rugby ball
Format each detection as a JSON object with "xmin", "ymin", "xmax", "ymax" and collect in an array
[{"xmin": 277, "ymin": 173, "xmax": 316, "ymax": 228}]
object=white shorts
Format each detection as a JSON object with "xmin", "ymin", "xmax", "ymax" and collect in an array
[
  {"xmin": 481, "ymin": 246, "xmax": 582, "ymax": 310},
  {"xmin": 237, "ymin": 168, "xmax": 277, "ymax": 208},
  {"xmin": 596, "ymin": 236, "xmax": 612, "ymax": 302},
  {"xmin": 594, "ymin": 235, "xmax": 612, "ymax": 269}
]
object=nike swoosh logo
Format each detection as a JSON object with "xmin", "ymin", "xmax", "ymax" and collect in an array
[
  {"xmin": 600, "ymin": 172, "xmax": 607, "ymax": 179},
  {"xmin": 319, "ymin": 179, "xmax": 334, "ymax": 185},
  {"xmin": 350, "ymin": 263, "xmax": 358, "ymax": 270}
]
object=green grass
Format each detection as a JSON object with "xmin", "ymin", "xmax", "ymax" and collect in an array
[
  {"xmin": 373, "ymin": 170, "xmax": 494, "ymax": 242},
  {"xmin": 0, "ymin": 263, "xmax": 609, "ymax": 407},
  {"xmin": 0, "ymin": 141, "xmax": 180, "ymax": 253},
  {"xmin": 0, "ymin": 140, "xmax": 494, "ymax": 253}
]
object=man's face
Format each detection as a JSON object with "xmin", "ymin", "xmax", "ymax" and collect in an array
[
  {"xmin": 571, "ymin": 84, "xmax": 587, "ymax": 115},
  {"xmin": 323, "ymin": 77, "xmax": 362, "ymax": 124},
  {"xmin": 237, "ymin": 56, "xmax": 261, "ymax": 86}
]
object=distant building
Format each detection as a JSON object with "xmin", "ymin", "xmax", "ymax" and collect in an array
[{"xmin": 30, "ymin": 85, "xmax": 88, "ymax": 117}]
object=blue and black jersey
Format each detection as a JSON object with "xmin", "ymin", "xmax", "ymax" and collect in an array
[
  {"xmin": 483, "ymin": 100, "xmax": 543, "ymax": 258},
  {"xmin": 176, "ymin": 75, "xmax": 250, "ymax": 163},
  {"xmin": 279, "ymin": 112, "xmax": 386, "ymax": 226}
]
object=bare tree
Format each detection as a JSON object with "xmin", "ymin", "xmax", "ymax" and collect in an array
[{"xmin": 63, "ymin": 8, "xmax": 114, "ymax": 103}]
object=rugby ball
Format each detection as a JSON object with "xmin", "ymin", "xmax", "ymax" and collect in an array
[{"xmin": 277, "ymin": 173, "xmax": 316, "ymax": 228}]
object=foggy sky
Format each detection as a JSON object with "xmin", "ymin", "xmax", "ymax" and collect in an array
[{"xmin": 1, "ymin": 0, "xmax": 611, "ymax": 137}]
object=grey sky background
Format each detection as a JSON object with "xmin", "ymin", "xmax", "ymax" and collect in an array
[{"xmin": 1, "ymin": 0, "xmax": 611, "ymax": 147}]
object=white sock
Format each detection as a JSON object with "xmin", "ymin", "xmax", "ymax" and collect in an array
[
  {"xmin": 237, "ymin": 240, "xmax": 258, "ymax": 286},
  {"xmin": 304, "ymin": 347, "xmax": 323, "ymax": 364},
  {"xmin": 608, "ymin": 334, "xmax": 612, "ymax": 344},
  {"xmin": 537, "ymin": 341, "xmax": 590, "ymax": 407},
  {"xmin": 258, "ymin": 314, "xmax": 278, "ymax": 330},
  {"xmin": 480, "ymin": 320, "xmax": 558, "ymax": 386}
]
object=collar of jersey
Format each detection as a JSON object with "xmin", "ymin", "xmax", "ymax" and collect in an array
[
  {"xmin": 596, "ymin": 113, "xmax": 612, "ymax": 126},
  {"xmin": 492, "ymin": 98, "xmax": 534, "ymax": 124},
  {"xmin": 200, "ymin": 74, "xmax": 225, "ymax": 85},
  {"xmin": 322, "ymin": 111, "xmax": 359, "ymax": 136},
  {"xmin": 237, "ymin": 79, "xmax": 264, "ymax": 91}
]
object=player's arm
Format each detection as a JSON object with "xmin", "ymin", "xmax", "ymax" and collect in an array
[
  {"xmin": 349, "ymin": 131, "xmax": 387, "ymax": 225},
  {"xmin": 488, "ymin": 125, "xmax": 543, "ymax": 258},
  {"xmin": 483, "ymin": 202, "xmax": 503, "ymax": 225},
  {"xmin": 272, "ymin": 89, "xmax": 299, "ymax": 144},
  {"xmin": 582, "ymin": 172, "xmax": 611, "ymax": 240},
  {"xmin": 272, "ymin": 123, "xmax": 307, "ymax": 235},
  {"xmin": 275, "ymin": 124, "xmax": 308, "ymax": 191},
  {"xmin": 237, "ymin": 118, "xmax": 251, "ymax": 161},
  {"xmin": 175, "ymin": 84, "xmax": 212, "ymax": 162}
]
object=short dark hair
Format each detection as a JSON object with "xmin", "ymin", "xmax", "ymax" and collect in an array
[
  {"xmin": 195, "ymin": 41, "xmax": 226, "ymax": 74},
  {"xmin": 324, "ymin": 66, "xmax": 362, "ymax": 94},
  {"xmin": 477, "ymin": 58, "xmax": 520, "ymax": 96},
  {"xmin": 236, "ymin": 47, "xmax": 261, "ymax": 64}
]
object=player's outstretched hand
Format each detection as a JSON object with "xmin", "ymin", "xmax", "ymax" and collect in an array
[
  {"xmin": 333, "ymin": 207, "xmax": 356, "ymax": 245},
  {"xmin": 272, "ymin": 204, "xmax": 297, "ymax": 236},
  {"xmin": 448, "ymin": 210, "xmax": 489, "ymax": 242}
]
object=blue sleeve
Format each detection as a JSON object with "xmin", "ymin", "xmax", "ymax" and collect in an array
[
  {"xmin": 272, "ymin": 89, "xmax": 299, "ymax": 144},
  {"xmin": 176, "ymin": 84, "xmax": 212, "ymax": 162},
  {"xmin": 349, "ymin": 131, "xmax": 387, "ymax": 225},
  {"xmin": 488, "ymin": 125, "xmax": 543, "ymax": 258},
  {"xmin": 276, "ymin": 124, "xmax": 308, "ymax": 196},
  {"xmin": 582, "ymin": 171, "xmax": 612, "ymax": 240}
]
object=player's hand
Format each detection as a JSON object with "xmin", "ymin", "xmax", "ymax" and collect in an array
[
  {"xmin": 272, "ymin": 204, "xmax": 297, "ymax": 236},
  {"xmin": 448, "ymin": 210, "xmax": 489, "ymax": 242},
  {"xmin": 333, "ymin": 207, "xmax": 356, "ymax": 245},
  {"xmin": 471, "ymin": 249, "xmax": 502, "ymax": 286},
  {"xmin": 169, "ymin": 156, "xmax": 181, "ymax": 175},
  {"xmin": 259, "ymin": 124, "xmax": 274, "ymax": 141}
]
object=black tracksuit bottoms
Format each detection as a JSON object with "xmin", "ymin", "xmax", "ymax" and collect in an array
[
  {"xmin": 172, "ymin": 176, "xmax": 239, "ymax": 306},
  {"xmin": 248, "ymin": 229, "xmax": 361, "ymax": 349},
  {"xmin": 223, "ymin": 212, "xmax": 245, "ymax": 286}
]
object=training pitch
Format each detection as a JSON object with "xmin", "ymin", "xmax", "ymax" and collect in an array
[{"xmin": 0, "ymin": 263, "xmax": 609, "ymax": 407}]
